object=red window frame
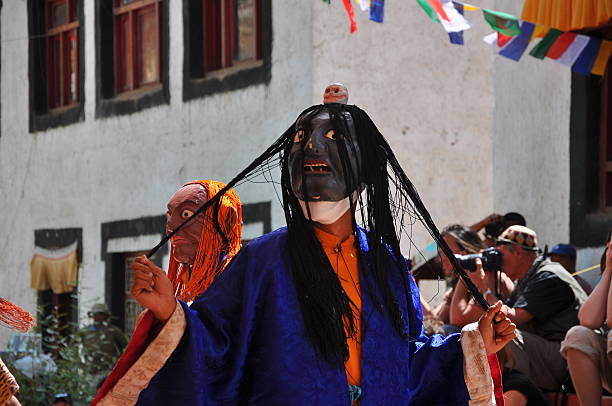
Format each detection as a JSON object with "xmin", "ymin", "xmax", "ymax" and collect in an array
[
  {"xmin": 599, "ymin": 60, "xmax": 612, "ymax": 209},
  {"xmin": 45, "ymin": 0, "xmax": 79, "ymax": 110},
  {"xmin": 203, "ymin": 0, "xmax": 262, "ymax": 74},
  {"xmin": 113, "ymin": 0, "xmax": 162, "ymax": 94}
]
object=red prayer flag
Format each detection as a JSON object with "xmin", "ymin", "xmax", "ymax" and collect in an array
[
  {"xmin": 497, "ymin": 33, "xmax": 512, "ymax": 48},
  {"xmin": 546, "ymin": 32, "xmax": 577, "ymax": 59},
  {"xmin": 342, "ymin": 0, "xmax": 358, "ymax": 33},
  {"xmin": 427, "ymin": 0, "xmax": 450, "ymax": 22}
]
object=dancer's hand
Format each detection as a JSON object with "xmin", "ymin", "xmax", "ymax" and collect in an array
[
  {"xmin": 478, "ymin": 301, "xmax": 516, "ymax": 355},
  {"xmin": 131, "ymin": 255, "xmax": 176, "ymax": 322}
]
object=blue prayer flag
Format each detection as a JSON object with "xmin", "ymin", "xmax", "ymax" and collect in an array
[
  {"xmin": 370, "ymin": 0, "xmax": 384, "ymax": 23},
  {"xmin": 499, "ymin": 21, "xmax": 535, "ymax": 61},
  {"xmin": 448, "ymin": 2, "xmax": 464, "ymax": 45},
  {"xmin": 573, "ymin": 38, "xmax": 602, "ymax": 75}
]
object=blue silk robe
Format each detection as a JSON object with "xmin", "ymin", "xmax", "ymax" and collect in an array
[{"xmin": 136, "ymin": 228, "xmax": 470, "ymax": 405}]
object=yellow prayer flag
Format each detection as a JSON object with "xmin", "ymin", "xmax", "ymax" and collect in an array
[
  {"xmin": 532, "ymin": 24, "xmax": 548, "ymax": 39},
  {"xmin": 592, "ymin": 40, "xmax": 612, "ymax": 76}
]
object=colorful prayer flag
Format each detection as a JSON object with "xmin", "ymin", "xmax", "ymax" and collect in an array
[
  {"xmin": 591, "ymin": 41, "xmax": 612, "ymax": 76},
  {"xmin": 356, "ymin": 0, "xmax": 370, "ymax": 11},
  {"xmin": 342, "ymin": 0, "xmax": 358, "ymax": 33},
  {"xmin": 483, "ymin": 32, "xmax": 498, "ymax": 46},
  {"xmin": 573, "ymin": 38, "xmax": 602, "ymax": 75},
  {"xmin": 447, "ymin": 1, "xmax": 466, "ymax": 45},
  {"xmin": 554, "ymin": 35, "xmax": 590, "ymax": 67},
  {"xmin": 417, "ymin": 0, "xmax": 440, "ymax": 23},
  {"xmin": 440, "ymin": 0, "xmax": 470, "ymax": 32},
  {"xmin": 482, "ymin": 9, "xmax": 521, "ymax": 37},
  {"xmin": 529, "ymin": 29, "xmax": 563, "ymax": 59},
  {"xmin": 370, "ymin": 0, "xmax": 385, "ymax": 22},
  {"xmin": 546, "ymin": 32, "xmax": 577, "ymax": 59},
  {"xmin": 499, "ymin": 21, "xmax": 535, "ymax": 61},
  {"xmin": 452, "ymin": 1, "xmax": 479, "ymax": 11}
]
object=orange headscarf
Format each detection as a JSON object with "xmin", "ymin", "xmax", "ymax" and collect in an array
[{"xmin": 167, "ymin": 180, "xmax": 242, "ymax": 302}]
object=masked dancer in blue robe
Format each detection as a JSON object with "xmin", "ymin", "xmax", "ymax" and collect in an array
[{"xmin": 92, "ymin": 85, "xmax": 515, "ymax": 406}]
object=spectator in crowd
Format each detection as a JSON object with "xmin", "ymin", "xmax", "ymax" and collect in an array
[
  {"xmin": 561, "ymin": 234, "xmax": 612, "ymax": 406},
  {"xmin": 51, "ymin": 393, "xmax": 72, "ymax": 406},
  {"xmin": 78, "ymin": 304, "xmax": 127, "ymax": 376},
  {"xmin": 432, "ymin": 224, "xmax": 486, "ymax": 334},
  {"xmin": 449, "ymin": 230, "xmax": 514, "ymax": 326},
  {"xmin": 498, "ymin": 226, "xmax": 588, "ymax": 391},
  {"xmin": 472, "ymin": 212, "xmax": 527, "ymax": 247},
  {"xmin": 445, "ymin": 226, "xmax": 544, "ymax": 406},
  {"xmin": 550, "ymin": 243, "xmax": 593, "ymax": 295}
]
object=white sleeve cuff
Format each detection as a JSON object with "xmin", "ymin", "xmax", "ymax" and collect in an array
[{"xmin": 461, "ymin": 322, "xmax": 496, "ymax": 406}]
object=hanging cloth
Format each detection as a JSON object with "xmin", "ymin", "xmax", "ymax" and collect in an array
[
  {"xmin": 30, "ymin": 242, "xmax": 78, "ymax": 294},
  {"xmin": 522, "ymin": 0, "xmax": 612, "ymax": 31}
]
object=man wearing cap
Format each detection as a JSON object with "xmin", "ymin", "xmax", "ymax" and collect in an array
[
  {"xmin": 495, "ymin": 226, "xmax": 588, "ymax": 391},
  {"xmin": 78, "ymin": 303, "xmax": 127, "ymax": 376},
  {"xmin": 550, "ymin": 243, "xmax": 593, "ymax": 295}
]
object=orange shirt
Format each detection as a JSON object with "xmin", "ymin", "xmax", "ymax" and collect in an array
[{"xmin": 313, "ymin": 227, "xmax": 362, "ymax": 387}]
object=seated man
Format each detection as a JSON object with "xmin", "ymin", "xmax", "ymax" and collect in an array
[
  {"xmin": 549, "ymin": 243, "xmax": 593, "ymax": 295},
  {"xmin": 496, "ymin": 226, "xmax": 588, "ymax": 391},
  {"xmin": 93, "ymin": 86, "xmax": 515, "ymax": 405},
  {"xmin": 561, "ymin": 235, "xmax": 612, "ymax": 406}
]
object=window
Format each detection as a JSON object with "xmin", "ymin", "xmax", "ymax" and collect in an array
[
  {"xmin": 183, "ymin": 0, "xmax": 271, "ymax": 101},
  {"xmin": 599, "ymin": 67, "xmax": 612, "ymax": 208},
  {"xmin": 46, "ymin": 0, "xmax": 79, "ymax": 109},
  {"xmin": 95, "ymin": 0, "xmax": 169, "ymax": 117},
  {"xmin": 28, "ymin": 0, "xmax": 84, "ymax": 132},
  {"xmin": 569, "ymin": 26, "xmax": 612, "ymax": 246},
  {"xmin": 203, "ymin": 0, "xmax": 261, "ymax": 73},
  {"xmin": 113, "ymin": 0, "xmax": 162, "ymax": 94},
  {"xmin": 33, "ymin": 228, "xmax": 82, "ymax": 355},
  {"xmin": 101, "ymin": 215, "xmax": 168, "ymax": 332}
]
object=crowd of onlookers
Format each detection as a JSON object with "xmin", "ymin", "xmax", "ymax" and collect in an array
[{"xmin": 420, "ymin": 212, "xmax": 611, "ymax": 406}]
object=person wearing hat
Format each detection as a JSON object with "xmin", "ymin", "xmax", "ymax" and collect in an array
[
  {"xmin": 495, "ymin": 225, "xmax": 588, "ymax": 392},
  {"xmin": 550, "ymin": 243, "xmax": 593, "ymax": 295},
  {"xmin": 51, "ymin": 393, "xmax": 72, "ymax": 406},
  {"xmin": 77, "ymin": 303, "xmax": 127, "ymax": 377}
]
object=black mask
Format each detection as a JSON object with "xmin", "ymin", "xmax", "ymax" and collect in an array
[{"xmin": 289, "ymin": 108, "xmax": 361, "ymax": 201}]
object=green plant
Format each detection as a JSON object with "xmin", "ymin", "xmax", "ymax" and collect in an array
[{"xmin": 5, "ymin": 305, "xmax": 124, "ymax": 406}]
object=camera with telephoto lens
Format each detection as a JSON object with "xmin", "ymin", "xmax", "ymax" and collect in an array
[{"xmin": 454, "ymin": 247, "xmax": 502, "ymax": 272}]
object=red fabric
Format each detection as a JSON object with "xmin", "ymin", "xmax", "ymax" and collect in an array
[
  {"xmin": 498, "ymin": 34, "xmax": 513, "ymax": 48},
  {"xmin": 90, "ymin": 311, "xmax": 160, "ymax": 405},
  {"xmin": 427, "ymin": 0, "xmax": 450, "ymax": 21},
  {"xmin": 488, "ymin": 354, "xmax": 504, "ymax": 406},
  {"xmin": 546, "ymin": 32, "xmax": 577, "ymax": 59},
  {"xmin": 342, "ymin": 0, "xmax": 358, "ymax": 33}
]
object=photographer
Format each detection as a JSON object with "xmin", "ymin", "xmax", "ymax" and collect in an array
[
  {"xmin": 497, "ymin": 226, "xmax": 588, "ymax": 392},
  {"xmin": 434, "ymin": 225, "xmax": 492, "ymax": 334},
  {"xmin": 448, "ymin": 232, "xmax": 514, "ymax": 327}
]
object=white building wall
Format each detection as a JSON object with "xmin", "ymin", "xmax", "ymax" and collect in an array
[
  {"xmin": 0, "ymin": 0, "xmax": 313, "ymax": 346},
  {"xmin": 312, "ymin": 0, "xmax": 497, "ymax": 250},
  {"xmin": 492, "ymin": 0, "xmax": 572, "ymax": 248}
]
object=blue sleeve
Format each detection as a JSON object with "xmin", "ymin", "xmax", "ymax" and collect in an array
[
  {"xmin": 406, "ymin": 272, "xmax": 470, "ymax": 405},
  {"xmin": 136, "ymin": 246, "xmax": 267, "ymax": 406}
]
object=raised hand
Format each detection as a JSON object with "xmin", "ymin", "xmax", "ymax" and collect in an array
[
  {"xmin": 131, "ymin": 255, "xmax": 176, "ymax": 322},
  {"xmin": 478, "ymin": 301, "xmax": 516, "ymax": 355}
]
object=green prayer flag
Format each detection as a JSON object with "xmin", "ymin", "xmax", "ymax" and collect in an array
[
  {"xmin": 529, "ymin": 29, "xmax": 563, "ymax": 59},
  {"xmin": 416, "ymin": 0, "xmax": 440, "ymax": 23},
  {"xmin": 482, "ymin": 9, "xmax": 521, "ymax": 36}
]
